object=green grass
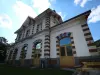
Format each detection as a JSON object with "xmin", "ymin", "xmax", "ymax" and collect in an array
[{"xmin": 0, "ymin": 64, "xmax": 73, "ymax": 75}]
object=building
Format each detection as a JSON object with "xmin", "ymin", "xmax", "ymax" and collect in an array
[{"xmin": 6, "ymin": 8, "xmax": 98, "ymax": 68}]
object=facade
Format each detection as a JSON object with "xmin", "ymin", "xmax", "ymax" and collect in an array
[{"xmin": 6, "ymin": 8, "xmax": 98, "ymax": 68}]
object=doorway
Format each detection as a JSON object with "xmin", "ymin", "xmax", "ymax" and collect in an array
[
  {"xmin": 59, "ymin": 37, "xmax": 75, "ymax": 68},
  {"xmin": 32, "ymin": 42, "xmax": 41, "ymax": 67}
]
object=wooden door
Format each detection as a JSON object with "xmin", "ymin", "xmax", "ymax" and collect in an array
[
  {"xmin": 20, "ymin": 59, "xmax": 24, "ymax": 65},
  {"xmin": 60, "ymin": 46, "xmax": 75, "ymax": 68},
  {"xmin": 33, "ymin": 54, "xmax": 40, "ymax": 67},
  {"xmin": 34, "ymin": 58, "xmax": 40, "ymax": 66}
]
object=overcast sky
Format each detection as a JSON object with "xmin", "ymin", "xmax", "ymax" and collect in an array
[{"xmin": 0, "ymin": 0, "xmax": 100, "ymax": 43}]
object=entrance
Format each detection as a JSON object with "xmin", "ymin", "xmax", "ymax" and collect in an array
[
  {"xmin": 33, "ymin": 53, "xmax": 40, "ymax": 67},
  {"xmin": 59, "ymin": 37, "xmax": 75, "ymax": 68},
  {"xmin": 32, "ymin": 42, "xmax": 41, "ymax": 67},
  {"xmin": 20, "ymin": 59, "xmax": 24, "ymax": 65},
  {"xmin": 20, "ymin": 44, "xmax": 28, "ymax": 66},
  {"xmin": 40, "ymin": 60, "xmax": 45, "ymax": 68}
]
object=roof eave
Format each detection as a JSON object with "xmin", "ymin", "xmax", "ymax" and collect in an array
[{"xmin": 51, "ymin": 10, "xmax": 91, "ymax": 29}]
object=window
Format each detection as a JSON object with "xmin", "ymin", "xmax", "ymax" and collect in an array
[
  {"xmin": 26, "ymin": 30, "xmax": 30, "ymax": 37},
  {"xmin": 32, "ymin": 25, "xmax": 34, "ymax": 34},
  {"xmin": 36, "ymin": 43, "xmax": 41, "ymax": 49},
  {"xmin": 17, "ymin": 33, "xmax": 22, "ymax": 40},
  {"xmin": 60, "ymin": 37, "xmax": 73, "ymax": 56},
  {"xmin": 36, "ymin": 23, "xmax": 42, "ymax": 32},
  {"xmin": 66, "ymin": 46, "xmax": 73, "ymax": 56},
  {"xmin": 60, "ymin": 38, "xmax": 71, "ymax": 46},
  {"xmin": 34, "ymin": 42, "xmax": 41, "ymax": 58},
  {"xmin": 13, "ymin": 49, "xmax": 18, "ymax": 60},
  {"xmin": 36, "ymin": 24, "xmax": 39, "ymax": 32},
  {"xmin": 20, "ymin": 44, "xmax": 28, "ymax": 59},
  {"xmin": 60, "ymin": 47, "xmax": 65, "ymax": 56},
  {"xmin": 8, "ymin": 50, "xmax": 13, "ymax": 59}
]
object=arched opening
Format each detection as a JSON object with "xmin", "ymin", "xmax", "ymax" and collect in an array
[
  {"xmin": 8, "ymin": 50, "xmax": 13, "ymax": 64},
  {"xmin": 21, "ymin": 45, "xmax": 28, "ymax": 59},
  {"xmin": 34, "ymin": 42, "xmax": 41, "ymax": 58},
  {"xmin": 36, "ymin": 43, "xmax": 41, "ymax": 49},
  {"xmin": 32, "ymin": 39, "xmax": 42, "ymax": 67},
  {"xmin": 20, "ymin": 44, "xmax": 28, "ymax": 65},
  {"xmin": 12, "ymin": 48, "xmax": 18, "ymax": 64},
  {"xmin": 56, "ymin": 32, "xmax": 75, "ymax": 68},
  {"xmin": 60, "ymin": 37, "xmax": 73, "ymax": 56},
  {"xmin": 12, "ymin": 49, "xmax": 18, "ymax": 59}
]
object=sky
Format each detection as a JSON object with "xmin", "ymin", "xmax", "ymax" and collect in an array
[{"xmin": 0, "ymin": 0, "xmax": 100, "ymax": 43}]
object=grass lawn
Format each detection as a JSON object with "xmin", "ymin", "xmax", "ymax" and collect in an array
[{"xmin": 0, "ymin": 64, "xmax": 74, "ymax": 75}]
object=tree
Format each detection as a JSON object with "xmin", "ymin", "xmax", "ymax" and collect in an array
[
  {"xmin": 0, "ymin": 37, "xmax": 8, "ymax": 44},
  {"xmin": 94, "ymin": 39, "xmax": 100, "ymax": 47},
  {"xmin": 0, "ymin": 37, "xmax": 8, "ymax": 63}
]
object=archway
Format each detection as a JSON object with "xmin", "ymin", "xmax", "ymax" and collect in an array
[
  {"xmin": 32, "ymin": 39, "xmax": 42, "ymax": 66},
  {"xmin": 12, "ymin": 48, "xmax": 18, "ymax": 64},
  {"xmin": 56, "ymin": 32, "xmax": 75, "ymax": 68},
  {"xmin": 20, "ymin": 44, "xmax": 28, "ymax": 65},
  {"xmin": 8, "ymin": 50, "xmax": 13, "ymax": 64}
]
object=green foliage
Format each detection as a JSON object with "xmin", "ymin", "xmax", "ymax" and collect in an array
[
  {"xmin": 0, "ymin": 43, "xmax": 7, "ymax": 62},
  {"xmin": 94, "ymin": 39, "xmax": 100, "ymax": 47},
  {"xmin": 0, "ymin": 37, "xmax": 8, "ymax": 44}
]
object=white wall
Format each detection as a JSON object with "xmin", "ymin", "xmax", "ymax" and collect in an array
[
  {"xmin": 13, "ymin": 16, "xmax": 47, "ymax": 60},
  {"xmin": 14, "ymin": 32, "xmax": 45, "ymax": 60},
  {"xmin": 42, "ymin": 18, "xmax": 46, "ymax": 30},
  {"xmin": 34, "ymin": 17, "xmax": 45, "ymax": 33},
  {"xmin": 50, "ymin": 18, "xmax": 90, "ymax": 58},
  {"xmin": 50, "ymin": 16, "xmax": 55, "ymax": 27},
  {"xmin": 50, "ymin": 16, "xmax": 60, "ymax": 27}
]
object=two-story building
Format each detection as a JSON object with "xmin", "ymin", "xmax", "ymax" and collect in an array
[{"xmin": 6, "ymin": 8, "xmax": 98, "ymax": 68}]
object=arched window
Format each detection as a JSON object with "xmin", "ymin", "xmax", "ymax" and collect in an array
[
  {"xmin": 32, "ymin": 40, "xmax": 42, "ymax": 58},
  {"xmin": 13, "ymin": 48, "xmax": 18, "ymax": 60},
  {"xmin": 60, "ymin": 37, "xmax": 73, "ymax": 56},
  {"xmin": 8, "ymin": 50, "xmax": 13, "ymax": 60},
  {"xmin": 20, "ymin": 44, "xmax": 28, "ymax": 59},
  {"xmin": 36, "ymin": 43, "xmax": 41, "ymax": 49}
]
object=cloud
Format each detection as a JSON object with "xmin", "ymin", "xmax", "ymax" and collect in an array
[
  {"xmin": 50, "ymin": 0, "xmax": 56, "ymax": 3},
  {"xmin": 13, "ymin": 1, "xmax": 37, "ymax": 24},
  {"xmin": 58, "ymin": 12, "xmax": 66, "ymax": 20},
  {"xmin": 74, "ymin": 0, "xmax": 91, "ymax": 7},
  {"xmin": 88, "ymin": 5, "xmax": 100, "ymax": 23},
  {"xmin": 32, "ymin": 0, "xmax": 51, "ymax": 13},
  {"xmin": 80, "ymin": 0, "xmax": 88, "ymax": 7},
  {"xmin": 0, "ymin": 14, "xmax": 12, "ymax": 29},
  {"xmin": 8, "ymin": 33, "xmax": 17, "ymax": 43},
  {"xmin": 74, "ymin": 0, "xmax": 81, "ymax": 5},
  {"xmin": 13, "ymin": 0, "xmax": 54, "ymax": 26}
]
